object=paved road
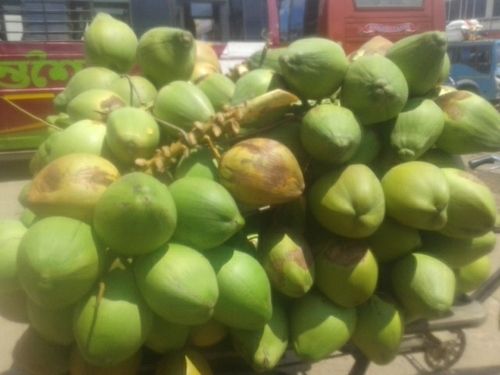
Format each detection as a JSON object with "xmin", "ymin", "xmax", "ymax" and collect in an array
[{"xmin": 0, "ymin": 157, "xmax": 499, "ymax": 375}]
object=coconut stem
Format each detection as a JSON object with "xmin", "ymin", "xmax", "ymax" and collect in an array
[
  {"xmin": 203, "ymin": 134, "xmax": 222, "ymax": 161},
  {"xmin": 135, "ymin": 89, "xmax": 300, "ymax": 175},
  {"xmin": 84, "ymin": 281, "xmax": 106, "ymax": 354},
  {"xmin": 123, "ymin": 74, "xmax": 144, "ymax": 107},
  {"xmin": 136, "ymin": 108, "xmax": 242, "ymax": 174}
]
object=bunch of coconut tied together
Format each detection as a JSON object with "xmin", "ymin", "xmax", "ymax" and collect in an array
[{"xmin": 2, "ymin": 11, "xmax": 500, "ymax": 374}]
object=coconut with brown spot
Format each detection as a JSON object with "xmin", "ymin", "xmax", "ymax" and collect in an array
[
  {"xmin": 219, "ymin": 138, "xmax": 305, "ymax": 208},
  {"xmin": 26, "ymin": 153, "xmax": 120, "ymax": 221}
]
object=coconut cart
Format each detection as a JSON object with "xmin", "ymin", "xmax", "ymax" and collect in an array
[{"xmin": 4, "ymin": 10, "xmax": 500, "ymax": 375}]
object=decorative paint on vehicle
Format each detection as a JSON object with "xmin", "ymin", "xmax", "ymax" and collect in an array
[
  {"xmin": 360, "ymin": 22, "xmax": 417, "ymax": 35},
  {"xmin": 0, "ymin": 50, "xmax": 84, "ymax": 90}
]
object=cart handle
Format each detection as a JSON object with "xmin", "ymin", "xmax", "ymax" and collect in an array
[{"xmin": 468, "ymin": 155, "xmax": 500, "ymax": 169}]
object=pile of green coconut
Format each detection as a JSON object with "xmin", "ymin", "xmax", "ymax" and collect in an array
[{"xmin": 1, "ymin": 12, "xmax": 499, "ymax": 375}]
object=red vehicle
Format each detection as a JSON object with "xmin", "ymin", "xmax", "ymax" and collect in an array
[
  {"xmin": 0, "ymin": 0, "xmax": 445, "ymax": 158},
  {"xmin": 318, "ymin": 0, "xmax": 446, "ymax": 53}
]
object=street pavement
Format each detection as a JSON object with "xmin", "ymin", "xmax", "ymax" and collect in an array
[{"xmin": 0, "ymin": 157, "xmax": 499, "ymax": 375}]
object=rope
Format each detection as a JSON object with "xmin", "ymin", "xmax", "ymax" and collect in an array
[{"xmin": 1, "ymin": 96, "xmax": 62, "ymax": 131}]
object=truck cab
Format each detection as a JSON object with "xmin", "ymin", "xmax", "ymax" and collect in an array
[{"xmin": 448, "ymin": 39, "xmax": 500, "ymax": 101}]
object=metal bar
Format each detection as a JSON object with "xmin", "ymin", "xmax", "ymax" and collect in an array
[{"xmin": 471, "ymin": 269, "xmax": 500, "ymax": 302}]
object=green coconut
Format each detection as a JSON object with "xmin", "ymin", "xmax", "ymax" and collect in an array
[
  {"xmin": 53, "ymin": 92, "xmax": 68, "ymax": 112},
  {"xmin": 381, "ymin": 161, "xmax": 450, "ymax": 230},
  {"xmin": 0, "ymin": 220, "xmax": 27, "ymax": 293},
  {"xmin": 368, "ymin": 218, "xmax": 421, "ymax": 263},
  {"xmin": 247, "ymin": 47, "xmax": 287, "ymax": 73},
  {"xmin": 351, "ymin": 295, "xmax": 404, "ymax": 365},
  {"xmin": 391, "ymin": 252, "xmax": 456, "ymax": 321},
  {"xmin": 456, "ymin": 255, "xmax": 492, "ymax": 294},
  {"xmin": 231, "ymin": 69, "xmax": 285, "ymax": 105},
  {"xmin": 30, "ymin": 135, "xmax": 58, "ymax": 175},
  {"xmin": 169, "ymin": 177, "xmax": 244, "ymax": 250},
  {"xmin": 56, "ymin": 67, "xmax": 119, "ymax": 110},
  {"xmin": 279, "ymin": 37, "xmax": 348, "ymax": 100},
  {"xmin": 17, "ymin": 216, "xmax": 101, "ymax": 309},
  {"xmin": 390, "ymin": 98, "xmax": 445, "ymax": 160},
  {"xmin": 137, "ymin": 27, "xmax": 196, "ymax": 88},
  {"xmin": 422, "ymin": 231, "xmax": 496, "ymax": 268},
  {"xmin": 259, "ymin": 228, "xmax": 315, "ymax": 298},
  {"xmin": 439, "ymin": 168, "xmax": 497, "ymax": 238},
  {"xmin": 309, "ymin": 164, "xmax": 385, "ymax": 238},
  {"xmin": 93, "ymin": 172, "xmax": 177, "ymax": 256},
  {"xmin": 153, "ymin": 81, "xmax": 214, "ymax": 137},
  {"xmin": 196, "ymin": 73, "xmax": 235, "ymax": 111},
  {"xmin": 73, "ymin": 267, "xmax": 153, "ymax": 367},
  {"xmin": 134, "ymin": 243, "xmax": 219, "ymax": 325},
  {"xmin": 231, "ymin": 299, "xmax": 289, "ymax": 372},
  {"xmin": 315, "ymin": 238, "xmax": 378, "ymax": 308},
  {"xmin": 219, "ymin": 138, "xmax": 305, "ymax": 208},
  {"xmin": 105, "ymin": 107, "xmax": 160, "ymax": 164},
  {"xmin": 145, "ymin": 315, "xmax": 190, "ymax": 353},
  {"xmin": 300, "ymin": 104, "xmax": 362, "ymax": 164},
  {"xmin": 386, "ymin": 31, "xmax": 447, "ymax": 96},
  {"xmin": 27, "ymin": 299, "xmax": 74, "ymax": 345},
  {"xmin": 84, "ymin": 13, "xmax": 138, "ymax": 73},
  {"xmin": 29, "ymin": 135, "xmax": 57, "ymax": 175},
  {"xmin": 348, "ymin": 129, "xmax": 382, "ymax": 165},
  {"xmin": 438, "ymin": 52, "xmax": 451, "ymax": 85},
  {"xmin": 174, "ymin": 148, "xmax": 218, "ymax": 180},
  {"xmin": 42, "ymin": 120, "xmax": 107, "ymax": 166},
  {"xmin": 340, "ymin": 54, "xmax": 409, "ymax": 125},
  {"xmin": 26, "ymin": 153, "xmax": 120, "ymax": 221},
  {"xmin": 66, "ymin": 89, "xmax": 126, "ymax": 123},
  {"xmin": 206, "ymin": 244, "xmax": 273, "ymax": 330},
  {"xmin": 109, "ymin": 75, "xmax": 157, "ymax": 107},
  {"xmin": 69, "ymin": 347, "xmax": 142, "ymax": 375},
  {"xmin": 435, "ymin": 90, "xmax": 500, "ymax": 154},
  {"xmin": 291, "ymin": 292, "xmax": 357, "ymax": 361}
]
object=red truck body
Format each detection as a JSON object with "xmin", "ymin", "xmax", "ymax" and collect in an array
[{"xmin": 318, "ymin": 0, "xmax": 446, "ymax": 53}]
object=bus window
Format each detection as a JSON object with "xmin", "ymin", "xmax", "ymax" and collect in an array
[
  {"xmin": 0, "ymin": 0, "xmax": 132, "ymax": 42},
  {"xmin": 354, "ymin": 0, "xmax": 423, "ymax": 8}
]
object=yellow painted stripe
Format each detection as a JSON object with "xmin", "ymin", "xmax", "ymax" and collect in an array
[{"xmin": 3, "ymin": 92, "xmax": 55, "ymax": 101}]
